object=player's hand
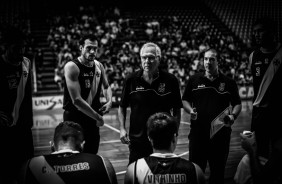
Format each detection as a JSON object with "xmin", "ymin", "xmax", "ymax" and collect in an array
[
  {"xmin": 240, "ymin": 131, "xmax": 256, "ymax": 153},
  {"xmin": 190, "ymin": 108, "xmax": 197, "ymax": 120},
  {"xmin": 99, "ymin": 101, "xmax": 112, "ymax": 115},
  {"xmin": 120, "ymin": 129, "xmax": 130, "ymax": 145},
  {"xmin": 223, "ymin": 114, "xmax": 234, "ymax": 127},
  {"xmin": 96, "ymin": 116, "xmax": 104, "ymax": 127}
]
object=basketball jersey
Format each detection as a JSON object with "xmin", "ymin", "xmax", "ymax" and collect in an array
[
  {"xmin": 250, "ymin": 47, "xmax": 282, "ymax": 107},
  {"xmin": 250, "ymin": 49, "xmax": 276, "ymax": 101},
  {"xmin": 23, "ymin": 151, "xmax": 114, "ymax": 184},
  {"xmin": 63, "ymin": 58, "xmax": 103, "ymax": 112},
  {"xmin": 134, "ymin": 153, "xmax": 202, "ymax": 184},
  {"xmin": 0, "ymin": 56, "xmax": 33, "ymax": 128}
]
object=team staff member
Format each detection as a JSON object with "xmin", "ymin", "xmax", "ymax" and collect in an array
[
  {"xmin": 63, "ymin": 34, "xmax": 112, "ymax": 154},
  {"xmin": 19, "ymin": 121, "xmax": 117, "ymax": 184},
  {"xmin": 124, "ymin": 112, "xmax": 205, "ymax": 184},
  {"xmin": 182, "ymin": 48, "xmax": 242, "ymax": 184},
  {"xmin": 118, "ymin": 42, "xmax": 183, "ymax": 165},
  {"xmin": 0, "ymin": 25, "xmax": 34, "ymax": 183}
]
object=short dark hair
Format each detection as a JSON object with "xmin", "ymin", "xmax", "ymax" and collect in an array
[
  {"xmin": 253, "ymin": 17, "xmax": 277, "ymax": 33},
  {"xmin": 0, "ymin": 24, "xmax": 26, "ymax": 45},
  {"xmin": 78, "ymin": 34, "xmax": 98, "ymax": 46},
  {"xmin": 204, "ymin": 48, "xmax": 218, "ymax": 56},
  {"xmin": 204, "ymin": 48, "xmax": 219, "ymax": 61},
  {"xmin": 53, "ymin": 121, "xmax": 84, "ymax": 149},
  {"xmin": 147, "ymin": 112, "xmax": 178, "ymax": 150}
]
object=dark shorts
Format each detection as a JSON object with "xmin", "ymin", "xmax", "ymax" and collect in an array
[
  {"xmin": 251, "ymin": 106, "xmax": 282, "ymax": 158},
  {"xmin": 128, "ymin": 140, "xmax": 153, "ymax": 165},
  {"xmin": 64, "ymin": 110, "xmax": 100, "ymax": 154}
]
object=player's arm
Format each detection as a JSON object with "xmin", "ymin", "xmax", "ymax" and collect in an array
[
  {"xmin": 99, "ymin": 62, "xmax": 112, "ymax": 115},
  {"xmin": 248, "ymin": 52, "xmax": 254, "ymax": 71},
  {"xmin": 118, "ymin": 106, "xmax": 130, "ymax": 144},
  {"xmin": 245, "ymin": 136, "xmax": 282, "ymax": 183},
  {"xmin": 124, "ymin": 162, "xmax": 135, "ymax": 184},
  {"xmin": 17, "ymin": 159, "xmax": 37, "ymax": 184},
  {"xmin": 64, "ymin": 62, "xmax": 103, "ymax": 124},
  {"xmin": 172, "ymin": 107, "xmax": 181, "ymax": 131},
  {"xmin": 193, "ymin": 163, "xmax": 206, "ymax": 184},
  {"xmin": 240, "ymin": 132, "xmax": 261, "ymax": 182},
  {"xmin": 23, "ymin": 58, "xmax": 34, "ymax": 128}
]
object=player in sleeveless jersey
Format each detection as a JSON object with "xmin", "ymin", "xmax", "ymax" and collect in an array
[
  {"xmin": 124, "ymin": 112, "xmax": 205, "ymax": 184},
  {"xmin": 235, "ymin": 17, "xmax": 282, "ymax": 184},
  {"xmin": 63, "ymin": 34, "xmax": 112, "ymax": 154},
  {"xmin": 0, "ymin": 25, "xmax": 34, "ymax": 183},
  {"xmin": 19, "ymin": 121, "xmax": 117, "ymax": 184}
]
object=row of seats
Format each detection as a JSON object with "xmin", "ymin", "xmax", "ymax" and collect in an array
[{"xmin": 203, "ymin": 0, "xmax": 282, "ymax": 44}]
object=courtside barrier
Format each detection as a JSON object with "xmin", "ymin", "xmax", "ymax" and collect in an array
[
  {"xmin": 32, "ymin": 86, "xmax": 253, "ymax": 111},
  {"xmin": 32, "ymin": 92, "xmax": 122, "ymax": 111}
]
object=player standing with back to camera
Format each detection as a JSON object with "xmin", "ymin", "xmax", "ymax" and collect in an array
[
  {"xmin": 182, "ymin": 48, "xmax": 242, "ymax": 184},
  {"xmin": 19, "ymin": 121, "xmax": 117, "ymax": 184},
  {"xmin": 124, "ymin": 112, "xmax": 205, "ymax": 184},
  {"xmin": 63, "ymin": 34, "xmax": 112, "ymax": 154}
]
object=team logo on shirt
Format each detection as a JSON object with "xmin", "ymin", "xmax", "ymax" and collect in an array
[
  {"xmin": 89, "ymin": 71, "xmax": 94, "ymax": 76},
  {"xmin": 158, "ymin": 83, "xmax": 165, "ymax": 93},
  {"xmin": 8, "ymin": 78, "xmax": 18, "ymax": 89},
  {"xmin": 23, "ymin": 71, "xmax": 28, "ymax": 78},
  {"xmin": 273, "ymin": 59, "xmax": 281, "ymax": 66},
  {"xmin": 219, "ymin": 83, "xmax": 225, "ymax": 92},
  {"xmin": 96, "ymin": 72, "xmax": 100, "ymax": 78}
]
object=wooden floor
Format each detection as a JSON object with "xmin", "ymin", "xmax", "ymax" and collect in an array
[{"xmin": 32, "ymin": 101, "xmax": 252, "ymax": 184}]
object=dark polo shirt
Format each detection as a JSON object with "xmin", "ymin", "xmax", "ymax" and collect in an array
[
  {"xmin": 120, "ymin": 69, "xmax": 183, "ymax": 142},
  {"xmin": 182, "ymin": 72, "xmax": 241, "ymax": 134}
]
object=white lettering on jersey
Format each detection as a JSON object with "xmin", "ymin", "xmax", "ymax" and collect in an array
[
  {"xmin": 147, "ymin": 173, "xmax": 187, "ymax": 183},
  {"xmin": 53, "ymin": 162, "xmax": 90, "ymax": 173}
]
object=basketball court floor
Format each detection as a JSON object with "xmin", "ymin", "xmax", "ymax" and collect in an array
[{"xmin": 32, "ymin": 101, "xmax": 252, "ymax": 184}]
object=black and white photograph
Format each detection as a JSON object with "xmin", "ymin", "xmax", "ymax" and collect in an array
[{"xmin": 0, "ymin": 0, "xmax": 281, "ymax": 183}]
